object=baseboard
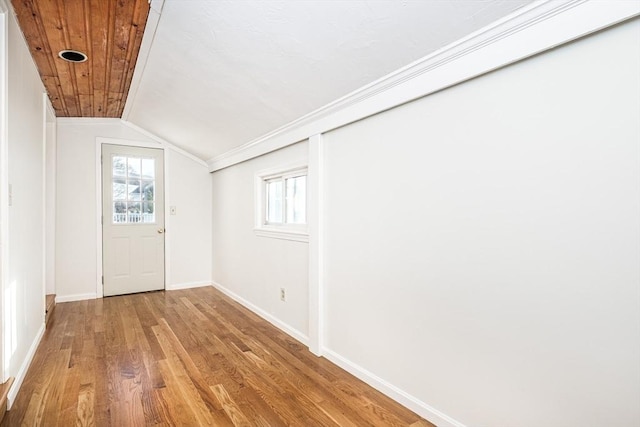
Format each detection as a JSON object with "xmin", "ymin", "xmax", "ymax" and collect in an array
[
  {"xmin": 57, "ymin": 282, "xmax": 213, "ymax": 300},
  {"xmin": 7, "ymin": 323, "xmax": 46, "ymax": 409},
  {"xmin": 211, "ymin": 281, "xmax": 309, "ymax": 346},
  {"xmin": 0, "ymin": 377, "xmax": 14, "ymax": 423},
  {"xmin": 210, "ymin": 279, "xmax": 461, "ymax": 426},
  {"xmin": 55, "ymin": 293, "xmax": 97, "ymax": 303},
  {"xmin": 165, "ymin": 281, "xmax": 212, "ymax": 291},
  {"xmin": 322, "ymin": 348, "xmax": 466, "ymax": 427}
]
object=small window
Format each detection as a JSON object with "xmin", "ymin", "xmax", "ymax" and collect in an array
[
  {"xmin": 255, "ymin": 165, "xmax": 308, "ymax": 242},
  {"xmin": 112, "ymin": 155, "xmax": 156, "ymax": 224}
]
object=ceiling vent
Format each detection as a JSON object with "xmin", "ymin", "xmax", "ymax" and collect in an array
[{"xmin": 58, "ymin": 50, "xmax": 88, "ymax": 63}]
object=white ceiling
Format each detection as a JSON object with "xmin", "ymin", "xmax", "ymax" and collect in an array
[{"xmin": 126, "ymin": 0, "xmax": 532, "ymax": 161}]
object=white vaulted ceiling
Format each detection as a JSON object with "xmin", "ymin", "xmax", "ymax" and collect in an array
[{"xmin": 125, "ymin": 0, "xmax": 532, "ymax": 161}]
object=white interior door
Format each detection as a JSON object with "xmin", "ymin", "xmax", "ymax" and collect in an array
[{"xmin": 102, "ymin": 144, "xmax": 165, "ymax": 296}]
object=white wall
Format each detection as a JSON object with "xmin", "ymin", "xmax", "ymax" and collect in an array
[
  {"xmin": 321, "ymin": 19, "xmax": 639, "ymax": 427},
  {"xmin": 165, "ymin": 148, "xmax": 212, "ymax": 289},
  {"xmin": 212, "ymin": 142, "xmax": 309, "ymax": 341},
  {"xmin": 3, "ymin": 3, "xmax": 46, "ymax": 402},
  {"xmin": 56, "ymin": 119, "xmax": 212, "ymax": 301}
]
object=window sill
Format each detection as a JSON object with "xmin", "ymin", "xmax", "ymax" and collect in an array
[{"xmin": 254, "ymin": 227, "xmax": 309, "ymax": 243}]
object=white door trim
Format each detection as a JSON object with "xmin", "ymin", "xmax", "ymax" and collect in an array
[
  {"xmin": 95, "ymin": 136, "xmax": 170, "ymax": 298},
  {"xmin": 43, "ymin": 96, "xmax": 56, "ymax": 298},
  {"xmin": 307, "ymin": 134, "xmax": 324, "ymax": 356},
  {"xmin": 0, "ymin": 0, "xmax": 8, "ymax": 383},
  {"xmin": 41, "ymin": 94, "xmax": 54, "ymax": 308}
]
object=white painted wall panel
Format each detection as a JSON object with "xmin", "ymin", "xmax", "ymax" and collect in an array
[
  {"xmin": 323, "ymin": 20, "xmax": 639, "ymax": 427},
  {"xmin": 165, "ymin": 148, "xmax": 212, "ymax": 288},
  {"xmin": 56, "ymin": 120, "xmax": 212, "ymax": 299},
  {"xmin": 211, "ymin": 142, "xmax": 309, "ymax": 338},
  {"xmin": 5, "ymin": 6, "xmax": 46, "ymax": 390}
]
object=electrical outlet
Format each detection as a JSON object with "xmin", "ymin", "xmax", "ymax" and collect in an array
[
  {"xmin": 280, "ymin": 288, "xmax": 286, "ymax": 302},
  {"xmin": 170, "ymin": 206, "xmax": 177, "ymax": 215}
]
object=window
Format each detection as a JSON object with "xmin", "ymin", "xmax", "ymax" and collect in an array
[
  {"xmin": 265, "ymin": 173, "xmax": 306, "ymax": 225},
  {"xmin": 255, "ymin": 165, "xmax": 308, "ymax": 242},
  {"xmin": 112, "ymin": 155, "xmax": 156, "ymax": 224}
]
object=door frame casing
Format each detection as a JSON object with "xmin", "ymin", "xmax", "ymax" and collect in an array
[
  {"xmin": 95, "ymin": 137, "xmax": 169, "ymax": 298},
  {"xmin": 0, "ymin": 0, "xmax": 8, "ymax": 383},
  {"xmin": 42, "ymin": 94, "xmax": 55, "ymax": 305}
]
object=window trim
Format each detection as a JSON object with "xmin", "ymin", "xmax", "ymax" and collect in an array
[{"xmin": 255, "ymin": 162, "xmax": 308, "ymax": 242}]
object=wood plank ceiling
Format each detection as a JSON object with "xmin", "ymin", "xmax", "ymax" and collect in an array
[{"xmin": 12, "ymin": 0, "xmax": 150, "ymax": 117}]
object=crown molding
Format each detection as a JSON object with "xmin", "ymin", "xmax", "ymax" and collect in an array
[{"xmin": 207, "ymin": 0, "xmax": 640, "ymax": 172}]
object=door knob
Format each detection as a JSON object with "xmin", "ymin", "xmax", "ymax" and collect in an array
[{"xmin": 157, "ymin": 228, "xmax": 165, "ymax": 234}]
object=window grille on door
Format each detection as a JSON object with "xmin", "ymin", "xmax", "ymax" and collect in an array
[{"xmin": 112, "ymin": 156, "xmax": 156, "ymax": 224}]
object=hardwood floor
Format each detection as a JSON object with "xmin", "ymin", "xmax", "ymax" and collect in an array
[{"xmin": 2, "ymin": 287, "xmax": 434, "ymax": 426}]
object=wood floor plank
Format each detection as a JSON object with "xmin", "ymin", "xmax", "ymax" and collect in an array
[
  {"xmin": 153, "ymin": 322, "xmax": 233, "ymax": 426},
  {"xmin": 155, "ymin": 317, "xmax": 229, "ymax": 416},
  {"xmin": 2, "ymin": 287, "xmax": 434, "ymax": 427},
  {"xmin": 93, "ymin": 332, "xmax": 112, "ymax": 426},
  {"xmin": 55, "ymin": 366, "xmax": 80, "ymax": 427},
  {"xmin": 134, "ymin": 348, "xmax": 163, "ymax": 426},
  {"xmin": 75, "ymin": 382, "xmax": 95, "ymax": 427},
  {"xmin": 210, "ymin": 384, "xmax": 253, "ymax": 427},
  {"xmin": 21, "ymin": 349, "xmax": 71, "ymax": 426}
]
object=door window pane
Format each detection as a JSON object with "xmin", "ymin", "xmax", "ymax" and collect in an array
[
  {"xmin": 128, "ymin": 202, "xmax": 141, "ymax": 223},
  {"xmin": 113, "ymin": 156, "xmax": 126, "ymax": 176},
  {"xmin": 128, "ymin": 157, "xmax": 141, "ymax": 177},
  {"xmin": 114, "ymin": 201, "xmax": 126, "ymax": 223},
  {"xmin": 141, "ymin": 181, "xmax": 154, "ymax": 201},
  {"xmin": 143, "ymin": 202, "xmax": 155, "ymax": 223},
  {"xmin": 128, "ymin": 179, "xmax": 141, "ymax": 201},
  {"xmin": 142, "ymin": 158, "xmax": 155, "ymax": 179},
  {"xmin": 113, "ymin": 179, "xmax": 126, "ymax": 201}
]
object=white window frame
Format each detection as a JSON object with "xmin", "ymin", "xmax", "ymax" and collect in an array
[{"xmin": 255, "ymin": 162, "xmax": 308, "ymax": 242}]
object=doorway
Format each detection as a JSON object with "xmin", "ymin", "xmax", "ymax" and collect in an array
[{"xmin": 102, "ymin": 144, "xmax": 165, "ymax": 296}]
